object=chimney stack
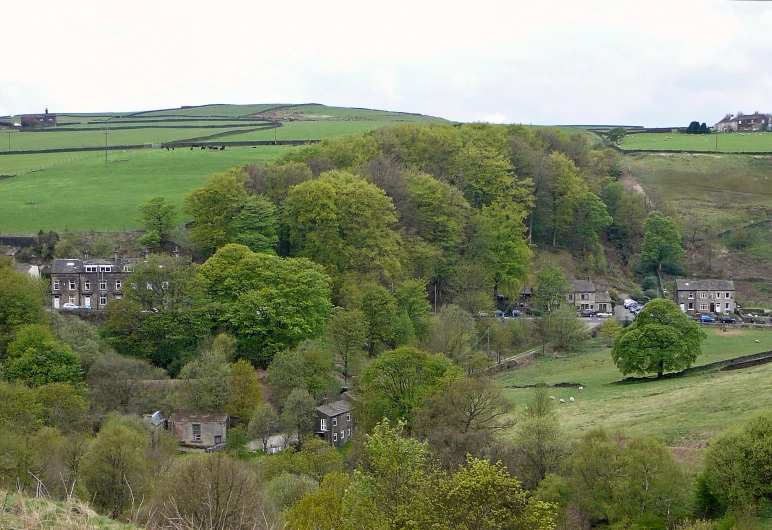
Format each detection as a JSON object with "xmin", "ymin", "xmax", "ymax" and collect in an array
[
  {"xmin": 322, "ymin": 393, "xmax": 328, "ymax": 405},
  {"xmin": 114, "ymin": 248, "xmax": 119, "ymax": 263}
]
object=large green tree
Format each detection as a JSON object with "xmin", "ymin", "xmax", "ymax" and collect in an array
[
  {"xmin": 0, "ymin": 258, "xmax": 46, "ymax": 356},
  {"xmin": 640, "ymin": 211, "xmax": 684, "ymax": 273},
  {"xmin": 138, "ymin": 196, "xmax": 177, "ymax": 242},
  {"xmin": 4, "ymin": 324, "xmax": 82, "ymax": 387},
  {"xmin": 611, "ymin": 298, "xmax": 706, "ymax": 377},
  {"xmin": 531, "ymin": 264, "xmax": 571, "ymax": 313}
]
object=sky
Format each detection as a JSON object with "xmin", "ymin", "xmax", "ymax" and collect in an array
[{"xmin": 2, "ymin": 0, "xmax": 772, "ymax": 126}]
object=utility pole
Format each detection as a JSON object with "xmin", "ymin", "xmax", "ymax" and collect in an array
[
  {"xmin": 715, "ymin": 130, "xmax": 718, "ymax": 151},
  {"xmin": 103, "ymin": 129, "xmax": 109, "ymax": 162},
  {"xmin": 274, "ymin": 120, "xmax": 277, "ymax": 145},
  {"xmin": 7, "ymin": 131, "xmax": 10, "ymax": 151}
]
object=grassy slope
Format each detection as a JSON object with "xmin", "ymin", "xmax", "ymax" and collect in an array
[
  {"xmin": 620, "ymin": 131, "xmax": 772, "ymax": 152},
  {"xmin": 129, "ymin": 103, "xmax": 283, "ymax": 117},
  {"xmin": 0, "ymin": 146, "xmax": 289, "ymax": 233},
  {"xmin": 0, "ymin": 490, "xmax": 138, "ymax": 529},
  {"xmin": 217, "ymin": 119, "xmax": 435, "ymax": 142},
  {"xmin": 496, "ymin": 329, "xmax": 772, "ymax": 444}
]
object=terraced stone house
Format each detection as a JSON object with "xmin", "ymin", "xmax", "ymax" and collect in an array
[
  {"xmin": 50, "ymin": 255, "xmax": 139, "ymax": 309},
  {"xmin": 674, "ymin": 279, "xmax": 736, "ymax": 315}
]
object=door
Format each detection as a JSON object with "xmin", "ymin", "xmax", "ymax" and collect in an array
[
  {"xmin": 54, "ymin": 296, "xmax": 60, "ymax": 309},
  {"xmin": 84, "ymin": 296, "xmax": 91, "ymax": 308},
  {"xmin": 710, "ymin": 303, "xmax": 715, "ymax": 313}
]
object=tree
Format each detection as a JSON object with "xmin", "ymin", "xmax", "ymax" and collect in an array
[
  {"xmin": 597, "ymin": 317, "xmax": 622, "ymax": 347},
  {"xmin": 247, "ymin": 402, "xmax": 278, "ymax": 453},
  {"xmin": 531, "ymin": 265, "xmax": 571, "ymax": 313},
  {"xmin": 607, "ymin": 127, "xmax": 626, "ymax": 145},
  {"xmin": 427, "ymin": 304, "xmax": 476, "ymax": 365},
  {"xmin": 536, "ymin": 305, "xmax": 589, "ymax": 352},
  {"xmin": 35, "ymin": 382, "xmax": 88, "ymax": 433},
  {"xmin": 4, "ymin": 324, "xmax": 82, "ymax": 387},
  {"xmin": 414, "ymin": 376, "xmax": 515, "ymax": 468},
  {"xmin": 0, "ymin": 257, "xmax": 46, "ymax": 355},
  {"xmin": 611, "ymin": 298, "xmax": 706, "ymax": 377},
  {"xmin": 641, "ymin": 211, "xmax": 685, "ymax": 274},
  {"xmin": 267, "ymin": 340, "xmax": 336, "ymax": 407},
  {"xmin": 123, "ymin": 254, "xmax": 203, "ymax": 312},
  {"xmin": 478, "ymin": 199, "xmax": 534, "ymax": 297},
  {"xmin": 281, "ymin": 387, "xmax": 317, "ymax": 445},
  {"xmin": 572, "ymin": 192, "xmax": 612, "ymax": 258},
  {"xmin": 226, "ymin": 359, "xmax": 262, "ymax": 422},
  {"xmin": 139, "ymin": 196, "xmax": 177, "ymax": 241},
  {"xmin": 176, "ymin": 348, "xmax": 231, "ymax": 411},
  {"xmin": 87, "ymin": 352, "xmax": 167, "ymax": 414},
  {"xmin": 432, "ymin": 456, "xmax": 557, "ymax": 530},
  {"xmin": 283, "ymin": 471, "xmax": 351, "ymax": 530},
  {"xmin": 328, "ymin": 308, "xmax": 368, "ymax": 384},
  {"xmin": 231, "ymin": 195, "xmax": 279, "ymax": 254},
  {"xmin": 356, "ymin": 346, "xmax": 461, "ymax": 432}
]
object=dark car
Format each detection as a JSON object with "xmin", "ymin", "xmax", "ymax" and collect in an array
[
  {"xmin": 205, "ymin": 442, "xmax": 227, "ymax": 453},
  {"xmin": 719, "ymin": 316, "xmax": 736, "ymax": 324},
  {"xmin": 580, "ymin": 309, "xmax": 597, "ymax": 317}
]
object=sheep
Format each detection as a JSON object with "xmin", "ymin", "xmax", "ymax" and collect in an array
[
  {"xmin": 570, "ymin": 397, "xmax": 575, "ymax": 403},
  {"xmin": 550, "ymin": 396, "xmax": 556, "ymax": 400},
  {"xmin": 755, "ymin": 339, "xmax": 760, "ymax": 343},
  {"xmin": 559, "ymin": 399, "xmax": 565, "ymax": 404},
  {"xmin": 578, "ymin": 386, "xmax": 584, "ymax": 390}
]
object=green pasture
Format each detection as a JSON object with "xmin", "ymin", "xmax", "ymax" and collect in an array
[
  {"xmin": 497, "ymin": 328, "xmax": 772, "ymax": 444},
  {"xmin": 620, "ymin": 131, "xmax": 772, "ymax": 153},
  {"xmin": 2, "ymin": 126, "xmax": 249, "ymax": 152},
  {"xmin": 0, "ymin": 145, "xmax": 290, "ymax": 233},
  {"xmin": 270, "ymin": 104, "xmax": 444, "ymax": 122},
  {"xmin": 627, "ymin": 152, "xmax": 772, "ymax": 229},
  {"xmin": 216, "ymin": 120, "xmax": 429, "ymax": 142},
  {"xmin": 0, "ymin": 152, "xmax": 103, "ymax": 175},
  {"xmin": 50, "ymin": 119, "xmax": 270, "ymax": 129},
  {"xmin": 129, "ymin": 104, "xmax": 284, "ymax": 118}
]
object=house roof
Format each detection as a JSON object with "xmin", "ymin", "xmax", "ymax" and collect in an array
[
  {"xmin": 168, "ymin": 411, "xmax": 229, "ymax": 423},
  {"xmin": 675, "ymin": 279, "xmax": 735, "ymax": 291},
  {"xmin": 316, "ymin": 399, "xmax": 352, "ymax": 417},
  {"xmin": 568, "ymin": 280, "xmax": 595, "ymax": 293},
  {"xmin": 595, "ymin": 291, "xmax": 612, "ymax": 303},
  {"xmin": 51, "ymin": 257, "xmax": 140, "ymax": 274}
]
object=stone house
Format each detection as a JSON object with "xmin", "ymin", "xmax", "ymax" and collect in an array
[
  {"xmin": 566, "ymin": 279, "xmax": 596, "ymax": 311},
  {"xmin": 595, "ymin": 291, "xmax": 612, "ymax": 313},
  {"xmin": 316, "ymin": 393, "xmax": 353, "ymax": 448},
  {"xmin": 714, "ymin": 113, "xmax": 769, "ymax": 133},
  {"xmin": 674, "ymin": 279, "xmax": 736, "ymax": 315},
  {"xmin": 167, "ymin": 411, "xmax": 229, "ymax": 447},
  {"xmin": 50, "ymin": 255, "xmax": 139, "ymax": 309}
]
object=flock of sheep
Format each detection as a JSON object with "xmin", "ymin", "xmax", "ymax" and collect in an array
[{"xmin": 551, "ymin": 386, "xmax": 583, "ymax": 404}]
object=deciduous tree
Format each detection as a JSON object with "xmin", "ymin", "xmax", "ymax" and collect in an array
[
  {"xmin": 138, "ymin": 196, "xmax": 177, "ymax": 242},
  {"xmin": 641, "ymin": 211, "xmax": 685, "ymax": 274}
]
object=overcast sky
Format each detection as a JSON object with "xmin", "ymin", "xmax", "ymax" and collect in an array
[{"xmin": 2, "ymin": 0, "xmax": 771, "ymax": 126}]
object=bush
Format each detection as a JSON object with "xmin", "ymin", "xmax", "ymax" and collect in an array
[
  {"xmin": 643, "ymin": 288, "xmax": 659, "ymax": 301},
  {"xmin": 641, "ymin": 275, "xmax": 658, "ymax": 291}
]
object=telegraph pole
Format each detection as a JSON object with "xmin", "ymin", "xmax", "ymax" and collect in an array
[
  {"xmin": 103, "ymin": 129, "xmax": 109, "ymax": 162},
  {"xmin": 274, "ymin": 120, "xmax": 277, "ymax": 145},
  {"xmin": 7, "ymin": 131, "xmax": 10, "ymax": 151}
]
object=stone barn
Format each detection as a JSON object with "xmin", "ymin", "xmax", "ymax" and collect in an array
[{"xmin": 167, "ymin": 411, "xmax": 229, "ymax": 447}]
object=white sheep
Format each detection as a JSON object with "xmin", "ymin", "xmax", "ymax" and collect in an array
[
  {"xmin": 559, "ymin": 399, "xmax": 565, "ymax": 404},
  {"xmin": 569, "ymin": 397, "xmax": 575, "ymax": 403},
  {"xmin": 578, "ymin": 386, "xmax": 584, "ymax": 390},
  {"xmin": 755, "ymin": 340, "xmax": 760, "ymax": 344},
  {"xmin": 550, "ymin": 396, "xmax": 556, "ymax": 400}
]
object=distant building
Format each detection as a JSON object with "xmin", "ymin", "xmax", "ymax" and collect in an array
[
  {"xmin": 20, "ymin": 108, "xmax": 57, "ymax": 127},
  {"xmin": 167, "ymin": 411, "xmax": 229, "ymax": 447},
  {"xmin": 316, "ymin": 392, "xmax": 353, "ymax": 448},
  {"xmin": 674, "ymin": 279, "xmax": 736, "ymax": 315},
  {"xmin": 714, "ymin": 113, "xmax": 769, "ymax": 133},
  {"xmin": 50, "ymin": 255, "xmax": 139, "ymax": 309},
  {"xmin": 566, "ymin": 279, "xmax": 596, "ymax": 311}
]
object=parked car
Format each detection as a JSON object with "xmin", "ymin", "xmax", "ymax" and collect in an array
[
  {"xmin": 580, "ymin": 309, "xmax": 597, "ymax": 317},
  {"xmin": 629, "ymin": 304, "xmax": 643, "ymax": 314},
  {"xmin": 478, "ymin": 312, "xmax": 489, "ymax": 318},
  {"xmin": 205, "ymin": 442, "xmax": 227, "ymax": 453},
  {"xmin": 597, "ymin": 312, "xmax": 613, "ymax": 318},
  {"xmin": 718, "ymin": 316, "xmax": 736, "ymax": 324},
  {"xmin": 62, "ymin": 302, "xmax": 79, "ymax": 310},
  {"xmin": 700, "ymin": 315, "xmax": 715, "ymax": 323},
  {"xmin": 623, "ymin": 299, "xmax": 636, "ymax": 308},
  {"xmin": 511, "ymin": 310, "xmax": 520, "ymax": 317}
]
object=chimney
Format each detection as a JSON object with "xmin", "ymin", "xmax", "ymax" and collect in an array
[
  {"xmin": 587, "ymin": 276, "xmax": 591, "ymax": 282},
  {"xmin": 83, "ymin": 250, "xmax": 89, "ymax": 260},
  {"xmin": 322, "ymin": 394, "xmax": 328, "ymax": 405},
  {"xmin": 173, "ymin": 246, "xmax": 180, "ymax": 259},
  {"xmin": 114, "ymin": 248, "xmax": 119, "ymax": 263}
]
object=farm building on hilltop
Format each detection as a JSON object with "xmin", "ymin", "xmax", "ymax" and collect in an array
[
  {"xmin": 674, "ymin": 279, "xmax": 736, "ymax": 315},
  {"xmin": 20, "ymin": 108, "xmax": 57, "ymax": 127},
  {"xmin": 714, "ymin": 113, "xmax": 769, "ymax": 133}
]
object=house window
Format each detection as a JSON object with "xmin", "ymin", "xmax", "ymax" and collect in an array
[
  {"xmin": 146, "ymin": 282, "xmax": 153, "ymax": 290},
  {"xmin": 700, "ymin": 304, "xmax": 708, "ymax": 311},
  {"xmin": 131, "ymin": 282, "xmax": 137, "ymax": 290},
  {"xmin": 115, "ymin": 280, "xmax": 122, "ymax": 290},
  {"xmin": 85, "ymin": 265, "xmax": 97, "ymax": 272},
  {"xmin": 69, "ymin": 281, "xmax": 76, "ymax": 290},
  {"xmin": 716, "ymin": 292, "xmax": 721, "ymax": 299},
  {"xmin": 347, "ymin": 428, "xmax": 351, "ymax": 436},
  {"xmin": 688, "ymin": 302, "xmax": 694, "ymax": 309},
  {"xmin": 333, "ymin": 432, "xmax": 338, "ymax": 442},
  {"xmin": 341, "ymin": 429, "xmax": 345, "ymax": 439},
  {"xmin": 84, "ymin": 281, "xmax": 91, "ymax": 290},
  {"xmin": 568, "ymin": 294, "xmax": 573, "ymax": 300},
  {"xmin": 99, "ymin": 280, "xmax": 107, "ymax": 291},
  {"xmin": 700, "ymin": 292, "xmax": 707, "ymax": 299},
  {"xmin": 192, "ymin": 424, "xmax": 201, "ymax": 442},
  {"xmin": 53, "ymin": 280, "xmax": 60, "ymax": 290},
  {"xmin": 347, "ymin": 413, "xmax": 351, "ymax": 422},
  {"xmin": 68, "ymin": 296, "xmax": 76, "ymax": 304},
  {"xmin": 725, "ymin": 303, "xmax": 730, "ymax": 310},
  {"xmin": 100, "ymin": 295, "xmax": 107, "ymax": 306},
  {"xmin": 161, "ymin": 281, "xmax": 169, "ymax": 289},
  {"xmin": 123, "ymin": 266, "xmax": 134, "ymax": 272},
  {"xmin": 581, "ymin": 294, "xmax": 588, "ymax": 300},
  {"xmin": 320, "ymin": 418, "xmax": 327, "ymax": 431},
  {"xmin": 726, "ymin": 292, "xmax": 730, "ymax": 298},
  {"xmin": 99, "ymin": 265, "xmax": 112, "ymax": 272},
  {"xmin": 688, "ymin": 293, "xmax": 694, "ymax": 299},
  {"xmin": 333, "ymin": 417, "xmax": 337, "ymax": 427}
]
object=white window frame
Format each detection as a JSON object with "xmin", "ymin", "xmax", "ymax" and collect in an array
[
  {"xmin": 725, "ymin": 292, "xmax": 730, "ymax": 298},
  {"xmin": 192, "ymin": 423, "xmax": 201, "ymax": 442},
  {"xmin": 347, "ymin": 428, "xmax": 351, "ymax": 436},
  {"xmin": 320, "ymin": 418, "xmax": 327, "ymax": 431},
  {"xmin": 53, "ymin": 280, "xmax": 60, "ymax": 290},
  {"xmin": 99, "ymin": 280, "xmax": 107, "ymax": 291},
  {"xmin": 84, "ymin": 281, "xmax": 91, "ymax": 290},
  {"xmin": 347, "ymin": 413, "xmax": 351, "ymax": 422},
  {"xmin": 123, "ymin": 266, "xmax": 134, "ymax": 272},
  {"xmin": 716, "ymin": 292, "xmax": 722, "ymax": 299},
  {"xmin": 69, "ymin": 281, "xmax": 76, "ymax": 290},
  {"xmin": 84, "ymin": 265, "xmax": 97, "ymax": 272},
  {"xmin": 333, "ymin": 417, "xmax": 337, "ymax": 427},
  {"xmin": 700, "ymin": 292, "xmax": 707, "ymax": 299},
  {"xmin": 333, "ymin": 432, "xmax": 338, "ymax": 442},
  {"xmin": 68, "ymin": 296, "xmax": 76, "ymax": 304},
  {"xmin": 99, "ymin": 265, "xmax": 112, "ymax": 272},
  {"xmin": 115, "ymin": 280, "xmax": 122, "ymax": 290},
  {"xmin": 131, "ymin": 282, "xmax": 137, "ymax": 290},
  {"xmin": 725, "ymin": 303, "xmax": 730, "ymax": 310},
  {"xmin": 341, "ymin": 429, "xmax": 345, "ymax": 439},
  {"xmin": 700, "ymin": 304, "xmax": 708, "ymax": 311},
  {"xmin": 100, "ymin": 295, "xmax": 107, "ymax": 306}
]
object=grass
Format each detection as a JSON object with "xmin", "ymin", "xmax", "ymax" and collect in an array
[
  {"xmin": 0, "ymin": 152, "xmax": 103, "ymax": 176},
  {"xmin": 496, "ymin": 328, "xmax": 772, "ymax": 444},
  {"xmin": 626, "ymin": 152, "xmax": 772, "ymax": 229},
  {"xmin": 129, "ymin": 103, "xmax": 284, "ymax": 118},
  {"xmin": 620, "ymin": 131, "xmax": 772, "ymax": 153},
  {"xmin": 0, "ymin": 490, "xmax": 138, "ymax": 529},
  {"xmin": 216, "ymin": 120, "xmax": 434, "ymax": 142},
  {"xmin": 0, "ymin": 145, "xmax": 290, "ymax": 233}
]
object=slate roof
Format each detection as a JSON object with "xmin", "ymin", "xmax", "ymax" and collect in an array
[
  {"xmin": 168, "ymin": 411, "xmax": 229, "ymax": 423},
  {"xmin": 595, "ymin": 291, "xmax": 612, "ymax": 303},
  {"xmin": 675, "ymin": 279, "xmax": 735, "ymax": 291},
  {"xmin": 51, "ymin": 258, "xmax": 140, "ymax": 274},
  {"xmin": 316, "ymin": 399, "xmax": 352, "ymax": 417},
  {"xmin": 568, "ymin": 280, "xmax": 595, "ymax": 293}
]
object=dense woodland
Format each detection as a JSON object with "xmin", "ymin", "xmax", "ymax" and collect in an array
[{"xmin": 1, "ymin": 123, "xmax": 768, "ymax": 529}]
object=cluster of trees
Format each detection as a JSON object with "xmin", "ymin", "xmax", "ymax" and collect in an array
[{"xmin": 685, "ymin": 121, "xmax": 710, "ymax": 135}]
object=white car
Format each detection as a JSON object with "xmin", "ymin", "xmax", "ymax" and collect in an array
[
  {"xmin": 597, "ymin": 312, "xmax": 612, "ymax": 318},
  {"xmin": 62, "ymin": 302, "xmax": 79, "ymax": 310}
]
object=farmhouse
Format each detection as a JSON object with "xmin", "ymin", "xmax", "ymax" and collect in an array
[
  {"xmin": 566, "ymin": 279, "xmax": 613, "ymax": 312},
  {"xmin": 674, "ymin": 279, "xmax": 736, "ymax": 315},
  {"xmin": 713, "ymin": 113, "xmax": 769, "ymax": 133},
  {"xmin": 50, "ymin": 254, "xmax": 139, "ymax": 309},
  {"xmin": 167, "ymin": 411, "xmax": 229, "ymax": 447},
  {"xmin": 316, "ymin": 392, "xmax": 353, "ymax": 447},
  {"xmin": 20, "ymin": 109, "xmax": 57, "ymax": 127}
]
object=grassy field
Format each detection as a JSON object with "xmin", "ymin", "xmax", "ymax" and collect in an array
[
  {"xmin": 626, "ymin": 152, "xmax": 772, "ymax": 229},
  {"xmin": 620, "ymin": 131, "xmax": 772, "ymax": 153},
  {"xmin": 129, "ymin": 103, "xmax": 283, "ymax": 118},
  {"xmin": 216, "ymin": 120, "xmax": 431, "ymax": 142},
  {"xmin": 496, "ymin": 328, "xmax": 772, "ymax": 444},
  {"xmin": 0, "ymin": 146, "xmax": 289, "ymax": 233},
  {"xmin": 0, "ymin": 490, "xmax": 138, "ymax": 529}
]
